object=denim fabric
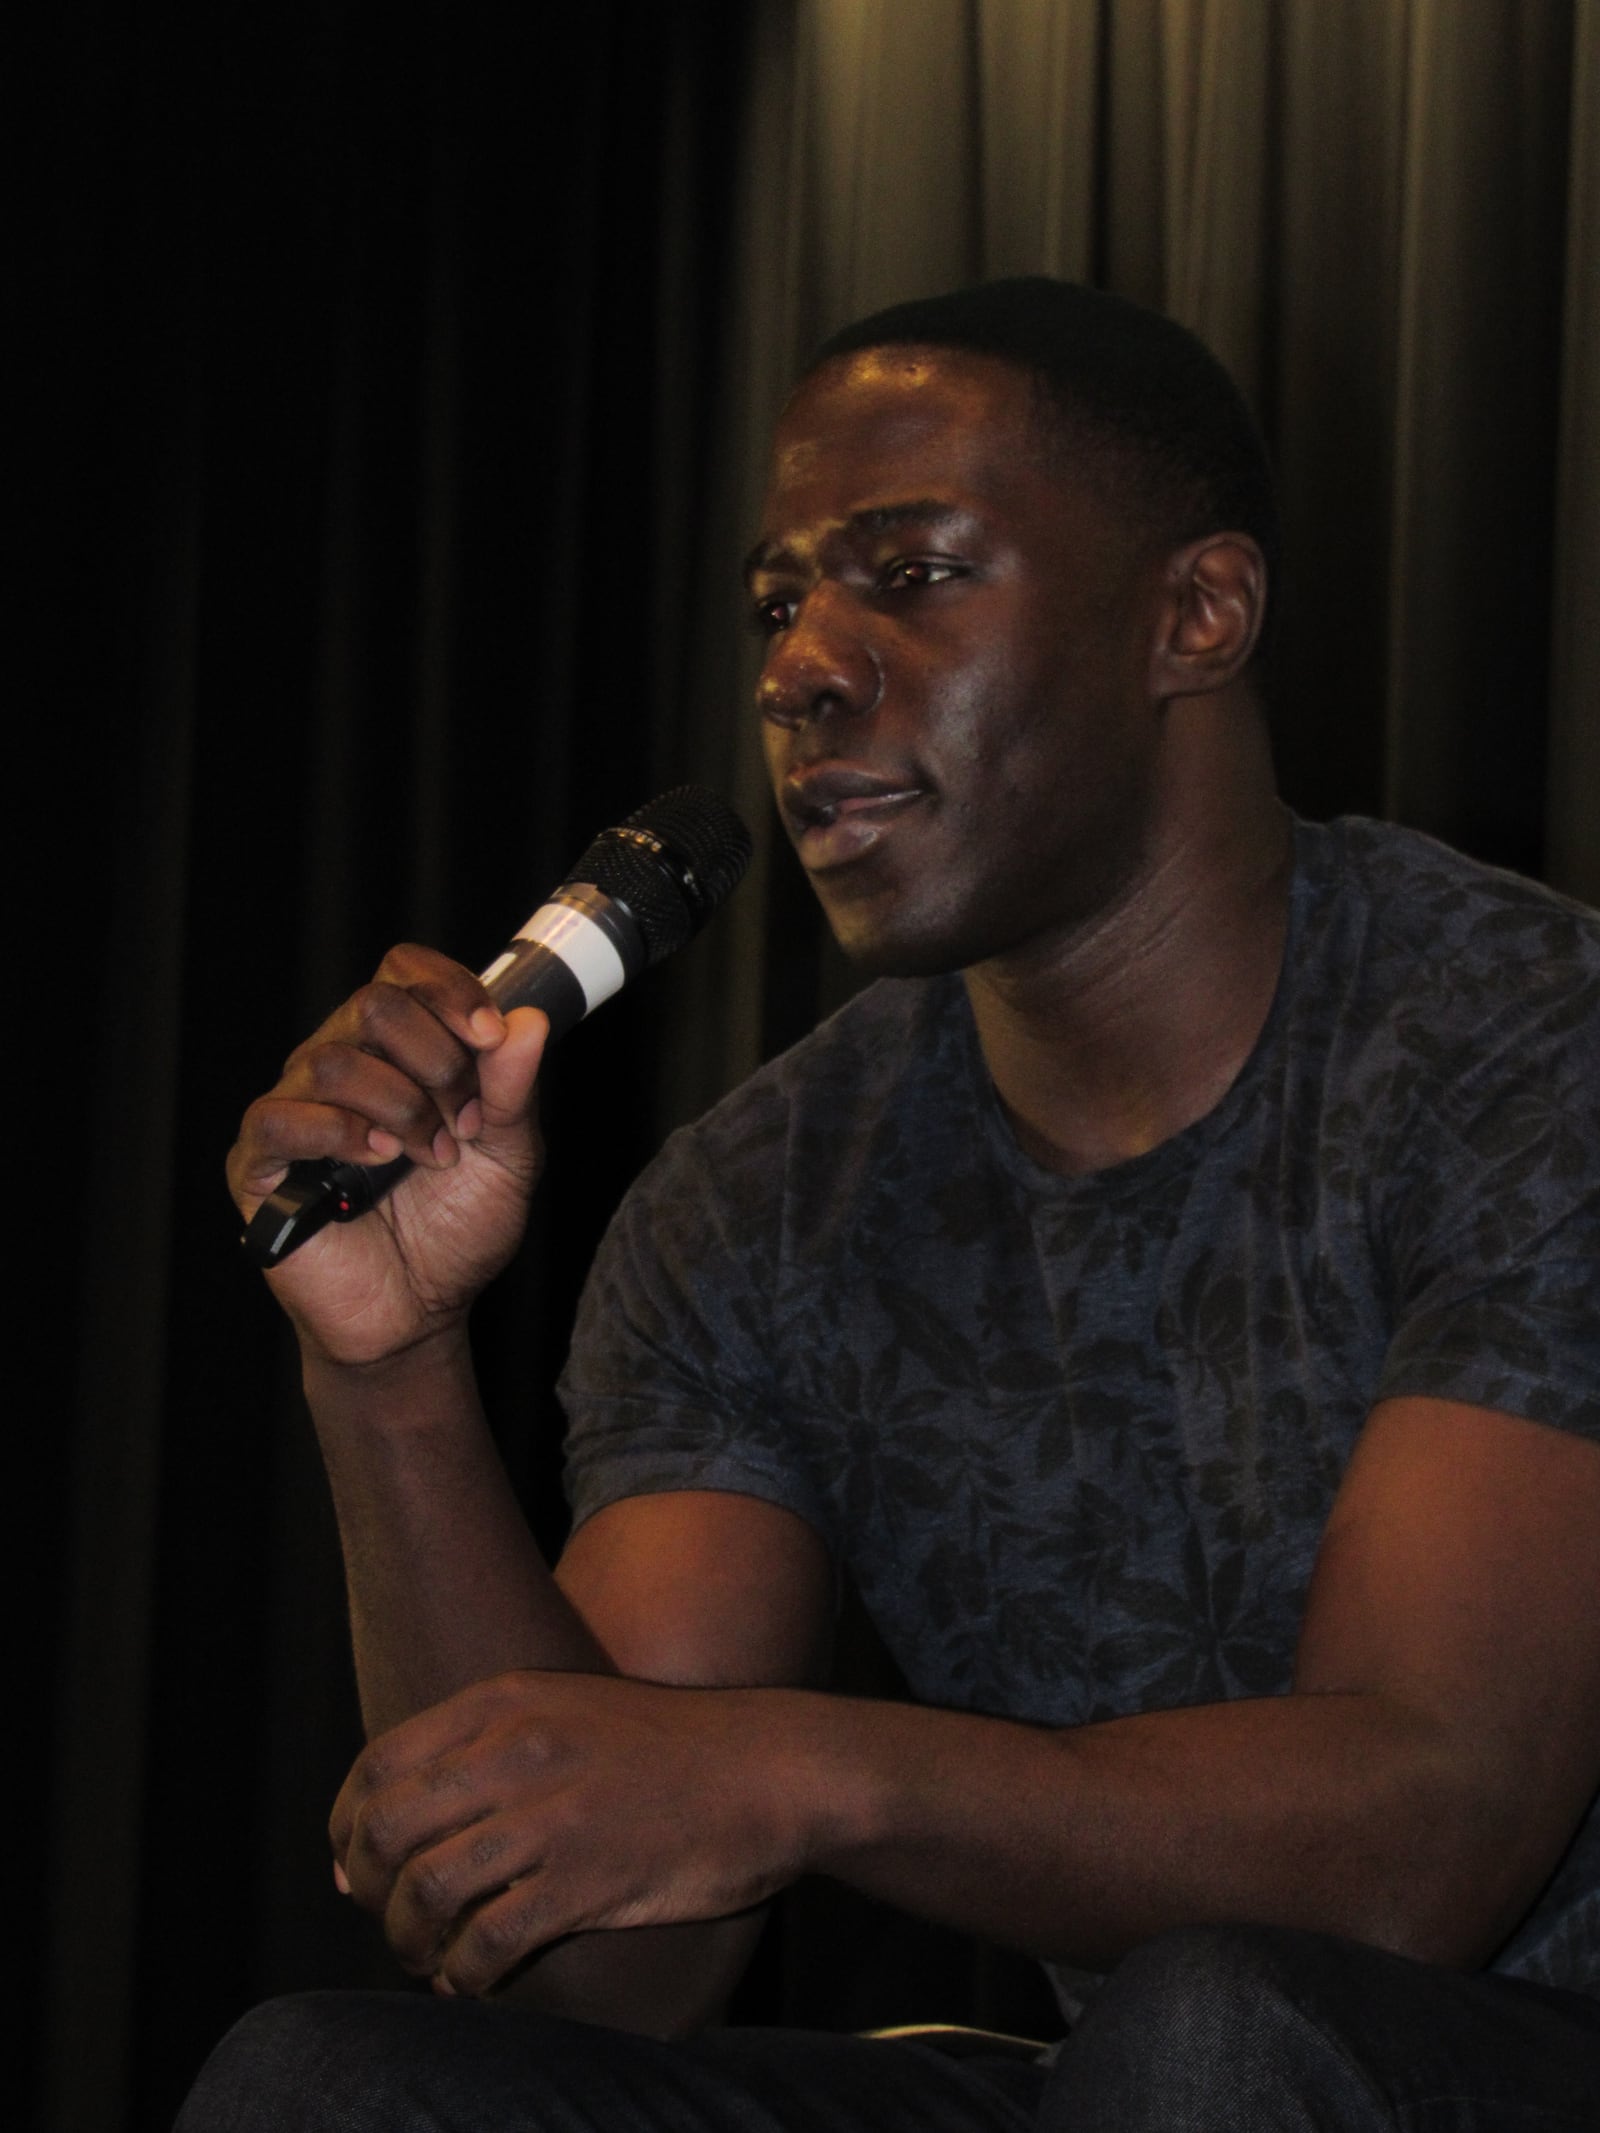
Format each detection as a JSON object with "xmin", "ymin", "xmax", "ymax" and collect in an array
[
  {"xmin": 172, "ymin": 1990, "xmax": 1040, "ymax": 2132},
  {"xmin": 1038, "ymin": 1926, "xmax": 1600, "ymax": 2128},
  {"xmin": 175, "ymin": 1926, "xmax": 1600, "ymax": 2131}
]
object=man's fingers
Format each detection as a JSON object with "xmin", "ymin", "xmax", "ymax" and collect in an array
[
  {"xmin": 430, "ymin": 1864, "xmax": 576, "ymax": 1997},
  {"xmin": 293, "ymin": 984, "xmax": 482, "ymax": 1125},
  {"xmin": 474, "ymin": 1008, "xmax": 549, "ymax": 1135},
  {"xmin": 381, "ymin": 1813, "xmax": 535, "ymax": 1976},
  {"xmin": 329, "ymin": 1685, "xmax": 503, "ymax": 1873},
  {"xmin": 231, "ymin": 973, "xmax": 510, "ymax": 1204},
  {"xmin": 336, "ymin": 1755, "xmax": 484, "ymax": 1917},
  {"xmin": 226, "ymin": 946, "xmax": 530, "ymax": 1219},
  {"xmin": 427, "ymin": 1812, "xmax": 676, "ymax": 1997},
  {"xmin": 367, "ymin": 944, "xmax": 508, "ymax": 1057},
  {"xmin": 435, "ymin": 1879, "xmax": 547, "ymax": 1996},
  {"xmin": 291, "ymin": 1043, "xmax": 465, "ymax": 1162},
  {"xmin": 228, "ymin": 1098, "xmax": 403, "ymax": 1212}
]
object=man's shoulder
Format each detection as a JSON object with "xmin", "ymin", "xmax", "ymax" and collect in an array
[
  {"xmin": 1295, "ymin": 815, "xmax": 1600, "ymax": 1045},
  {"xmin": 1281, "ymin": 816, "xmax": 1600, "ymax": 1198},
  {"xmin": 1303, "ymin": 814, "xmax": 1600, "ymax": 957}
]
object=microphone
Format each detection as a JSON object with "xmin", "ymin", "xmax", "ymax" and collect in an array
[{"xmin": 242, "ymin": 785, "xmax": 752, "ymax": 1269}]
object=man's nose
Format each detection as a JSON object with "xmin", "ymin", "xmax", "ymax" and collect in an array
[{"xmin": 756, "ymin": 585, "xmax": 878, "ymax": 730}]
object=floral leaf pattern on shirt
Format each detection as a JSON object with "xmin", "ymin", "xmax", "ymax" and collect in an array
[{"xmin": 561, "ymin": 817, "xmax": 1600, "ymax": 1993}]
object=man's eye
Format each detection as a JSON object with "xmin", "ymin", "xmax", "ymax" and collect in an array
[{"xmin": 883, "ymin": 559, "xmax": 959, "ymax": 591}]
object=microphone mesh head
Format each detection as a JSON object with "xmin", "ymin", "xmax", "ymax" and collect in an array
[{"xmin": 571, "ymin": 786, "xmax": 753, "ymax": 964}]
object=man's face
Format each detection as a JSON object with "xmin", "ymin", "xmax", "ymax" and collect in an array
[{"xmin": 749, "ymin": 347, "xmax": 1169, "ymax": 977}]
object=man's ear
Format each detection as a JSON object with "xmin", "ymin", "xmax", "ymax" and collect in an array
[{"xmin": 1148, "ymin": 533, "xmax": 1267, "ymax": 700}]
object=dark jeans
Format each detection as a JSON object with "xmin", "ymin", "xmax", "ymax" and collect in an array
[{"xmin": 174, "ymin": 1925, "xmax": 1600, "ymax": 2131}]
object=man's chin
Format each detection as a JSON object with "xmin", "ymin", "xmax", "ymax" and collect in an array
[{"xmin": 821, "ymin": 910, "xmax": 974, "ymax": 982}]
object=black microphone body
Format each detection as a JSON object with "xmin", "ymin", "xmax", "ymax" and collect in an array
[{"xmin": 243, "ymin": 787, "xmax": 751, "ymax": 1269}]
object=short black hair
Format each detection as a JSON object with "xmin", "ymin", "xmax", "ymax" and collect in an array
[{"xmin": 810, "ymin": 277, "xmax": 1281, "ymax": 621}]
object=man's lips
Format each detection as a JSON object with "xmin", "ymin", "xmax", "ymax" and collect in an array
[{"xmin": 781, "ymin": 766, "xmax": 928, "ymax": 867}]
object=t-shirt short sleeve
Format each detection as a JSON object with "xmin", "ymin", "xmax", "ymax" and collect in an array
[
  {"xmin": 1369, "ymin": 875, "xmax": 1600, "ymax": 1434},
  {"xmin": 558, "ymin": 1094, "xmax": 839, "ymax": 1549}
]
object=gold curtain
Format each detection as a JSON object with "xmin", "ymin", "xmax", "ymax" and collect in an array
[{"xmin": 1552, "ymin": 0, "xmax": 1600, "ymax": 895}]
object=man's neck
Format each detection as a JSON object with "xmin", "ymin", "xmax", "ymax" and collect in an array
[{"xmin": 964, "ymin": 748, "xmax": 1293, "ymax": 1178}]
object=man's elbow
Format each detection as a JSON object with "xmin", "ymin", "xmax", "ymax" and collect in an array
[{"xmin": 1344, "ymin": 1779, "xmax": 1580, "ymax": 1973}]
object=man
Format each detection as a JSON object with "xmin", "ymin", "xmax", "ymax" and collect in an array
[{"xmin": 184, "ymin": 280, "xmax": 1600, "ymax": 2128}]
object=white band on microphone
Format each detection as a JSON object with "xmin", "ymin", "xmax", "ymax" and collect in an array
[{"xmin": 512, "ymin": 901, "xmax": 628, "ymax": 1014}]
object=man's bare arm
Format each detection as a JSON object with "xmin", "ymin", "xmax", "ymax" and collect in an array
[
  {"xmin": 331, "ymin": 1395, "xmax": 1600, "ymax": 1992},
  {"xmin": 311, "ymin": 1339, "xmax": 833, "ymax": 2028},
  {"xmin": 229, "ymin": 946, "xmax": 833, "ymax": 2036},
  {"xmin": 803, "ymin": 1396, "xmax": 1600, "ymax": 1970}
]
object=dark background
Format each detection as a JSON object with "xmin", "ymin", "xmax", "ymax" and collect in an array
[{"xmin": 21, "ymin": 4, "xmax": 1595, "ymax": 2128}]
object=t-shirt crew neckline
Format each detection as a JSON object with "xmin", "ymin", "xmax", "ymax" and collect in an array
[{"xmin": 966, "ymin": 816, "xmax": 1314, "ymax": 1201}]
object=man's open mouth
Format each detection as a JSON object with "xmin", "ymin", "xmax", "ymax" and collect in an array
[{"xmin": 782, "ymin": 769, "xmax": 928, "ymax": 866}]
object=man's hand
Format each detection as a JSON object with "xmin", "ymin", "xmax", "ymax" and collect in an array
[
  {"xmin": 328, "ymin": 1670, "xmax": 819, "ymax": 1998},
  {"xmin": 227, "ymin": 945, "xmax": 548, "ymax": 1365}
]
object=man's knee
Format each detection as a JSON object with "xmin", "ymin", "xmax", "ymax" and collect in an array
[
  {"xmin": 174, "ymin": 1988, "xmax": 612, "ymax": 2132},
  {"xmin": 176, "ymin": 1992, "xmax": 393, "ymax": 2131},
  {"xmin": 1041, "ymin": 1925, "xmax": 1388, "ymax": 2132},
  {"xmin": 174, "ymin": 1991, "xmax": 1040, "ymax": 2133}
]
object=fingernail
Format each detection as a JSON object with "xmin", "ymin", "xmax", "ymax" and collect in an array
[
  {"xmin": 333, "ymin": 1860, "xmax": 350, "ymax": 1895},
  {"xmin": 368, "ymin": 1128, "xmax": 403, "ymax": 1158},
  {"xmin": 432, "ymin": 1127, "xmax": 459, "ymax": 1168},
  {"xmin": 455, "ymin": 1098, "xmax": 483, "ymax": 1141},
  {"xmin": 470, "ymin": 1007, "xmax": 505, "ymax": 1045},
  {"xmin": 432, "ymin": 1973, "xmax": 457, "ymax": 1998}
]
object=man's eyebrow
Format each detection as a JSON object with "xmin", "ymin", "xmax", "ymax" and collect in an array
[
  {"xmin": 850, "ymin": 500, "xmax": 968, "ymax": 533},
  {"xmin": 743, "ymin": 500, "xmax": 973, "ymax": 583}
]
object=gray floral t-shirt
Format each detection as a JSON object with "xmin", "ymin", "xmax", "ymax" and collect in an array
[{"xmin": 560, "ymin": 816, "xmax": 1600, "ymax": 1994}]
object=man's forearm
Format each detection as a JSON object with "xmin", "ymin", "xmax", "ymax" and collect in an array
[
  {"xmin": 333, "ymin": 1663, "xmax": 1543, "ymax": 2018},
  {"xmin": 303, "ymin": 1326, "xmax": 602, "ymax": 1736},
  {"xmin": 788, "ymin": 1686, "xmax": 1539, "ymax": 1974},
  {"xmin": 306, "ymin": 1331, "xmax": 771, "ymax": 2037}
]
